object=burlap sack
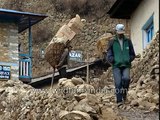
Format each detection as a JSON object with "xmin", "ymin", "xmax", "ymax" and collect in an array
[
  {"xmin": 44, "ymin": 37, "xmax": 67, "ymax": 68},
  {"xmin": 96, "ymin": 33, "xmax": 113, "ymax": 58}
]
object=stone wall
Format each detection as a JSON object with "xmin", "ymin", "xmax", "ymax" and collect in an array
[{"xmin": 0, "ymin": 22, "xmax": 19, "ymax": 80}]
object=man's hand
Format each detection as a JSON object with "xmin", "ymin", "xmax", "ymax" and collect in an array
[{"xmin": 55, "ymin": 65, "xmax": 60, "ymax": 68}]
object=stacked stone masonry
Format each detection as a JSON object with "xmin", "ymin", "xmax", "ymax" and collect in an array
[{"xmin": 0, "ymin": 22, "xmax": 19, "ymax": 80}]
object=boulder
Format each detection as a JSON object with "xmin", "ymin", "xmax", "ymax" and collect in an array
[
  {"xmin": 75, "ymin": 84, "xmax": 95, "ymax": 94},
  {"xmin": 60, "ymin": 110, "xmax": 92, "ymax": 120},
  {"xmin": 71, "ymin": 77, "xmax": 84, "ymax": 85}
]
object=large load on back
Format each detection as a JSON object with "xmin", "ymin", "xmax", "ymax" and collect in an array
[
  {"xmin": 45, "ymin": 15, "xmax": 85, "ymax": 68},
  {"xmin": 96, "ymin": 33, "xmax": 113, "ymax": 59}
]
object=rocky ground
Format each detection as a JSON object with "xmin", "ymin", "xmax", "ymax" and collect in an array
[
  {"xmin": 0, "ymin": 33, "xmax": 159, "ymax": 120},
  {"xmin": 0, "ymin": 76, "xmax": 159, "ymax": 120}
]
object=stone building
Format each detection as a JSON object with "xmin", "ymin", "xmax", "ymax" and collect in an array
[
  {"xmin": 0, "ymin": 8, "xmax": 47, "ymax": 81},
  {"xmin": 108, "ymin": 0, "xmax": 159, "ymax": 55}
]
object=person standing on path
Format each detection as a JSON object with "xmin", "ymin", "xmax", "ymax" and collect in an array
[{"xmin": 106, "ymin": 24, "xmax": 136, "ymax": 107}]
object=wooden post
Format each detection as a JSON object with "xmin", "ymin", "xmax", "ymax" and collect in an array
[
  {"xmin": 86, "ymin": 52, "xmax": 89, "ymax": 83},
  {"xmin": 28, "ymin": 17, "xmax": 32, "ymax": 79},
  {"xmin": 50, "ymin": 68, "xmax": 55, "ymax": 89}
]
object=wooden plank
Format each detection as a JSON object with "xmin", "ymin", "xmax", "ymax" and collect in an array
[{"xmin": 30, "ymin": 63, "xmax": 93, "ymax": 84}]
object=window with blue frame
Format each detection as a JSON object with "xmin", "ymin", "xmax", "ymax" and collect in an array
[
  {"xmin": 142, "ymin": 14, "xmax": 154, "ymax": 49},
  {"xmin": 146, "ymin": 23, "xmax": 154, "ymax": 43}
]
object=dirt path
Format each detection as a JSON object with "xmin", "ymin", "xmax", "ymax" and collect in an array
[
  {"xmin": 100, "ymin": 105, "xmax": 159, "ymax": 120},
  {"xmin": 119, "ymin": 108, "xmax": 159, "ymax": 120}
]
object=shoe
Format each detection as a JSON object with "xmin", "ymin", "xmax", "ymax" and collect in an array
[{"xmin": 117, "ymin": 102, "xmax": 123, "ymax": 108}]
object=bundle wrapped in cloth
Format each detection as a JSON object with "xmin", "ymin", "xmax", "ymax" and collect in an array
[
  {"xmin": 68, "ymin": 14, "xmax": 85, "ymax": 34},
  {"xmin": 45, "ymin": 15, "xmax": 85, "ymax": 68},
  {"xmin": 96, "ymin": 33, "xmax": 113, "ymax": 59}
]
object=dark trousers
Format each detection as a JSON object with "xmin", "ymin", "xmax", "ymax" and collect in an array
[
  {"xmin": 113, "ymin": 67, "xmax": 130, "ymax": 103},
  {"xmin": 58, "ymin": 67, "xmax": 67, "ymax": 78}
]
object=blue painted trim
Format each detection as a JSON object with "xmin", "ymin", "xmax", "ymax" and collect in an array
[
  {"xmin": 0, "ymin": 8, "xmax": 47, "ymax": 17},
  {"xmin": 19, "ymin": 53, "xmax": 30, "ymax": 57},
  {"xmin": 19, "ymin": 76, "xmax": 31, "ymax": 79},
  {"xmin": 142, "ymin": 13, "xmax": 154, "ymax": 30},
  {"xmin": 19, "ymin": 58, "xmax": 31, "ymax": 79},
  {"xmin": 18, "ymin": 18, "xmax": 33, "ymax": 80},
  {"xmin": 20, "ymin": 59, "xmax": 31, "ymax": 62},
  {"xmin": 147, "ymin": 25, "xmax": 154, "ymax": 43},
  {"xmin": 142, "ymin": 13, "xmax": 154, "ymax": 49},
  {"xmin": 28, "ymin": 17, "xmax": 32, "ymax": 78},
  {"xmin": 0, "ymin": 62, "xmax": 18, "ymax": 66}
]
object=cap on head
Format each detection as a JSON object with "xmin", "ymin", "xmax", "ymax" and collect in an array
[{"xmin": 116, "ymin": 24, "xmax": 125, "ymax": 34}]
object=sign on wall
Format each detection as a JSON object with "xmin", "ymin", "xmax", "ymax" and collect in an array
[
  {"xmin": 0, "ymin": 65, "xmax": 11, "ymax": 80},
  {"xmin": 69, "ymin": 50, "xmax": 83, "ymax": 62}
]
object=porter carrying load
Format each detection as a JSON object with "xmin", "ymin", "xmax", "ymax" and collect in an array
[{"xmin": 44, "ymin": 14, "xmax": 85, "ymax": 68}]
